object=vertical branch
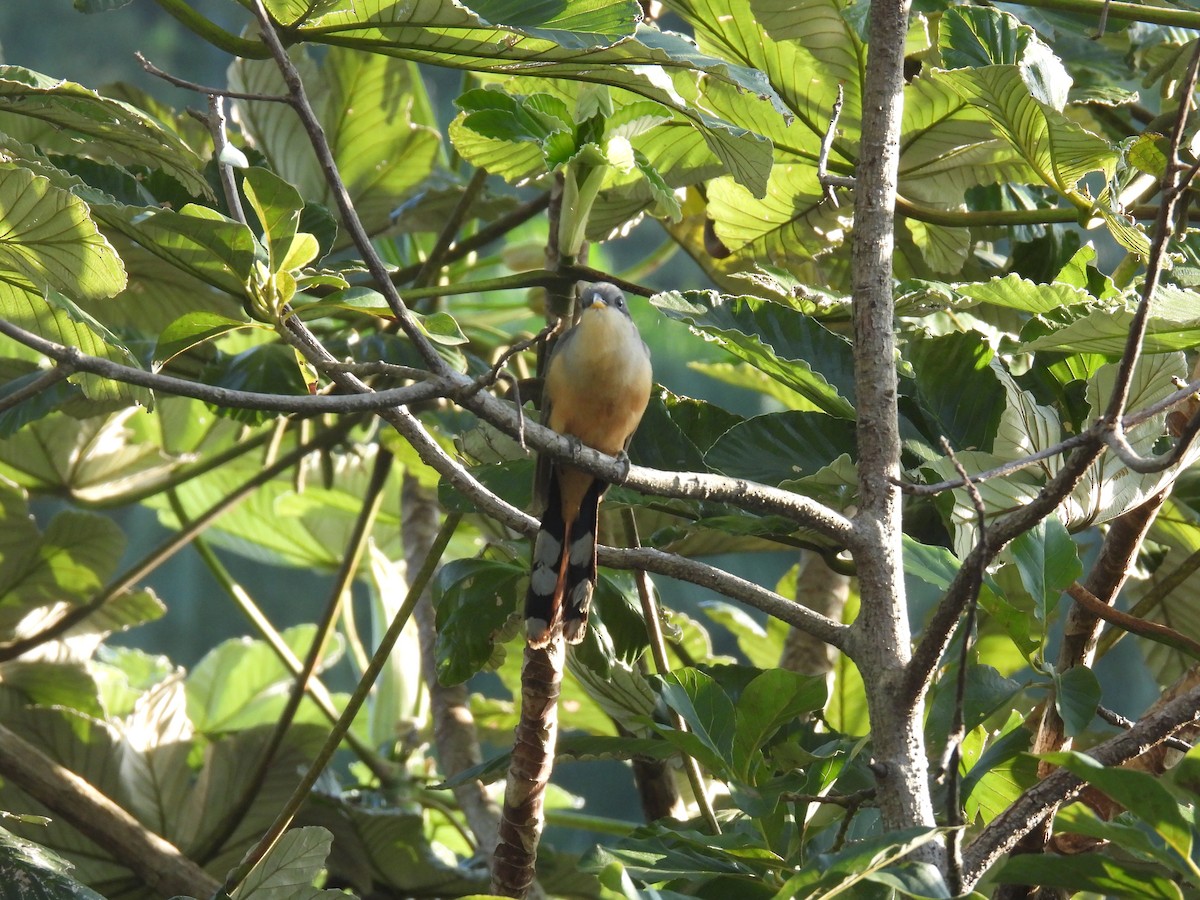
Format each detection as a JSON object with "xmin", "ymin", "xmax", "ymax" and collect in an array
[
  {"xmin": 491, "ymin": 641, "xmax": 564, "ymax": 898},
  {"xmin": 848, "ymin": 0, "xmax": 936, "ymax": 842}
]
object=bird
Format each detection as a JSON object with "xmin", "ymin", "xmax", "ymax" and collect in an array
[{"xmin": 525, "ymin": 282, "xmax": 653, "ymax": 647}]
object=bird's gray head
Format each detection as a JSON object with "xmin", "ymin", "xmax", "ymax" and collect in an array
[{"xmin": 578, "ymin": 282, "xmax": 631, "ymax": 317}]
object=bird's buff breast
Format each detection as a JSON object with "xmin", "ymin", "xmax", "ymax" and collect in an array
[{"xmin": 546, "ymin": 309, "xmax": 652, "ymax": 455}]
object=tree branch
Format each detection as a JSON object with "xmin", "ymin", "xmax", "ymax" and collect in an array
[
  {"xmin": 961, "ymin": 683, "xmax": 1200, "ymax": 892},
  {"xmin": 0, "ymin": 722, "xmax": 220, "ymax": 897}
]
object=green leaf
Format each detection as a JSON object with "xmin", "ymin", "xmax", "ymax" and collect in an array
[
  {"xmin": 202, "ymin": 344, "xmax": 311, "ymax": 425},
  {"xmin": 956, "ymin": 274, "xmax": 1094, "ymax": 315},
  {"xmin": 995, "ymin": 852, "xmax": 1183, "ymax": 900},
  {"xmin": 0, "ymin": 166, "xmax": 125, "ymax": 301},
  {"xmin": 705, "ymin": 411, "xmax": 857, "ymax": 484},
  {"xmin": 1022, "ymin": 287, "xmax": 1200, "ymax": 356},
  {"xmin": 0, "ymin": 825, "xmax": 106, "ymax": 899},
  {"xmin": 1007, "ymin": 515, "xmax": 1081, "ymax": 621},
  {"xmin": 0, "ymin": 281, "xmax": 148, "ymax": 406},
  {"xmin": 433, "ymin": 558, "xmax": 524, "ymax": 685},
  {"xmin": 731, "ymin": 669, "xmax": 826, "ymax": 783},
  {"xmin": 272, "ymin": 4, "xmax": 779, "ymax": 196},
  {"xmin": 652, "ymin": 290, "xmax": 856, "ymax": 418},
  {"xmin": 1040, "ymin": 750, "xmax": 1193, "ymax": 863},
  {"xmin": 942, "ymin": 65, "xmax": 1117, "ymax": 198},
  {"xmin": 154, "ymin": 312, "xmax": 258, "ymax": 366},
  {"xmin": 186, "ymin": 625, "xmax": 342, "ymax": 734},
  {"xmin": 231, "ymin": 826, "xmax": 343, "ymax": 900},
  {"xmin": 0, "ymin": 487, "xmax": 125, "ymax": 636},
  {"xmin": 101, "ymin": 203, "xmax": 257, "ymax": 297},
  {"xmin": 656, "ymin": 669, "xmax": 737, "ymax": 776},
  {"xmin": 1052, "ymin": 665, "xmax": 1100, "ymax": 737},
  {"xmin": 0, "ymin": 65, "xmax": 210, "ymax": 197},
  {"xmin": 231, "ymin": 48, "xmax": 441, "ymax": 244},
  {"xmin": 907, "ymin": 331, "xmax": 1004, "ymax": 453},
  {"xmin": 242, "ymin": 168, "xmax": 304, "ymax": 274}
]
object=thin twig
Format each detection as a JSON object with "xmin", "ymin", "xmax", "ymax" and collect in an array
[
  {"xmin": 137, "ymin": 52, "xmax": 290, "ymax": 103},
  {"xmin": 1096, "ymin": 705, "xmax": 1193, "ymax": 752},
  {"xmin": 938, "ymin": 438, "xmax": 987, "ymax": 897},
  {"xmin": 0, "ymin": 318, "xmax": 447, "ymax": 414},
  {"xmin": 818, "ymin": 84, "xmax": 854, "ymax": 205},
  {"xmin": 0, "ymin": 365, "xmax": 71, "ymax": 413},
  {"xmin": 221, "ymin": 511, "xmax": 462, "ymax": 895},
  {"xmin": 621, "ymin": 509, "xmax": 721, "ymax": 835},
  {"xmin": 1067, "ymin": 581, "xmax": 1200, "ymax": 660},
  {"xmin": 247, "ymin": 0, "xmax": 446, "ymax": 372},
  {"xmin": 205, "ymin": 94, "xmax": 247, "ymax": 226}
]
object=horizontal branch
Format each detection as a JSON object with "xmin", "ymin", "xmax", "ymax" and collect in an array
[
  {"xmin": 607, "ymin": 545, "xmax": 850, "ymax": 650},
  {"xmin": 0, "ymin": 318, "xmax": 448, "ymax": 414},
  {"xmin": 902, "ymin": 375, "xmax": 1200, "ymax": 496}
]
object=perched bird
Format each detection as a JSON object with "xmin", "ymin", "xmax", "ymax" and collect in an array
[{"xmin": 525, "ymin": 282, "xmax": 653, "ymax": 647}]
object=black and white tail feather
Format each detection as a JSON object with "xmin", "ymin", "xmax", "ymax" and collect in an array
[{"xmin": 525, "ymin": 475, "xmax": 606, "ymax": 647}]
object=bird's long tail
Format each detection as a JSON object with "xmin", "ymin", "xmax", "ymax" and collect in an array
[{"xmin": 524, "ymin": 473, "xmax": 605, "ymax": 647}]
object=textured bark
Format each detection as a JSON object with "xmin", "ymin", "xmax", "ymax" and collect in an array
[
  {"xmin": 491, "ymin": 641, "xmax": 564, "ymax": 898},
  {"xmin": 404, "ymin": 476, "xmax": 501, "ymax": 856},
  {"xmin": 847, "ymin": 0, "xmax": 936, "ymax": 850},
  {"xmin": 0, "ymin": 722, "xmax": 219, "ymax": 897}
]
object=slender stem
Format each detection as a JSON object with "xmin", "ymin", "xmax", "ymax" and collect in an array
[
  {"xmin": 152, "ymin": 0, "xmax": 270, "ymax": 58},
  {"xmin": 220, "ymin": 511, "xmax": 462, "ymax": 896},
  {"xmin": 190, "ymin": 450, "xmax": 394, "ymax": 863},
  {"xmin": 621, "ymin": 509, "xmax": 720, "ymax": 834}
]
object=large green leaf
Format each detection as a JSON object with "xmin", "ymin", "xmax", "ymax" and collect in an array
[
  {"xmin": 231, "ymin": 826, "xmax": 343, "ymax": 900},
  {"xmin": 0, "ymin": 483, "xmax": 126, "ymax": 636},
  {"xmin": 705, "ymin": 411, "xmax": 857, "ymax": 484},
  {"xmin": 0, "ymin": 409, "xmax": 176, "ymax": 502},
  {"xmin": 230, "ymin": 48, "xmax": 440, "ymax": 242},
  {"xmin": 1042, "ymin": 750, "xmax": 1193, "ymax": 863},
  {"xmin": 1007, "ymin": 515, "xmax": 1081, "ymax": 622},
  {"xmin": 0, "ymin": 65, "xmax": 210, "ymax": 198},
  {"xmin": 0, "ymin": 279, "xmax": 151, "ymax": 408},
  {"xmin": 0, "ymin": 166, "xmax": 125, "ymax": 301},
  {"xmin": 271, "ymin": 2, "xmax": 779, "ymax": 196},
  {"xmin": 994, "ymin": 853, "xmax": 1181, "ymax": 900},
  {"xmin": 433, "ymin": 557, "xmax": 524, "ymax": 686},
  {"xmin": 1022, "ymin": 287, "xmax": 1200, "ymax": 356},
  {"xmin": 656, "ymin": 669, "xmax": 737, "ymax": 777},
  {"xmin": 730, "ymin": 668, "xmax": 826, "ymax": 784},
  {"xmin": 941, "ymin": 64, "xmax": 1118, "ymax": 200},
  {"xmin": 0, "ymin": 826, "xmax": 106, "ymax": 900},
  {"xmin": 652, "ymin": 290, "xmax": 856, "ymax": 418},
  {"xmin": 186, "ymin": 625, "xmax": 342, "ymax": 734},
  {"xmin": 906, "ymin": 330, "xmax": 1005, "ymax": 453}
]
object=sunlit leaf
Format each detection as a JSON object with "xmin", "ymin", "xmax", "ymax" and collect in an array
[{"xmin": 0, "ymin": 65, "xmax": 210, "ymax": 197}]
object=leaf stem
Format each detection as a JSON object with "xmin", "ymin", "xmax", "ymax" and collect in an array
[{"xmin": 152, "ymin": 0, "xmax": 270, "ymax": 58}]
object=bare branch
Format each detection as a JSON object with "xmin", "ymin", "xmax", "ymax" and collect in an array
[
  {"xmin": 0, "ymin": 318, "xmax": 448, "ymax": 414},
  {"xmin": 818, "ymin": 84, "xmax": 854, "ymax": 205},
  {"xmin": 0, "ymin": 365, "xmax": 71, "ymax": 413},
  {"xmin": 138, "ymin": 52, "xmax": 290, "ymax": 102}
]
